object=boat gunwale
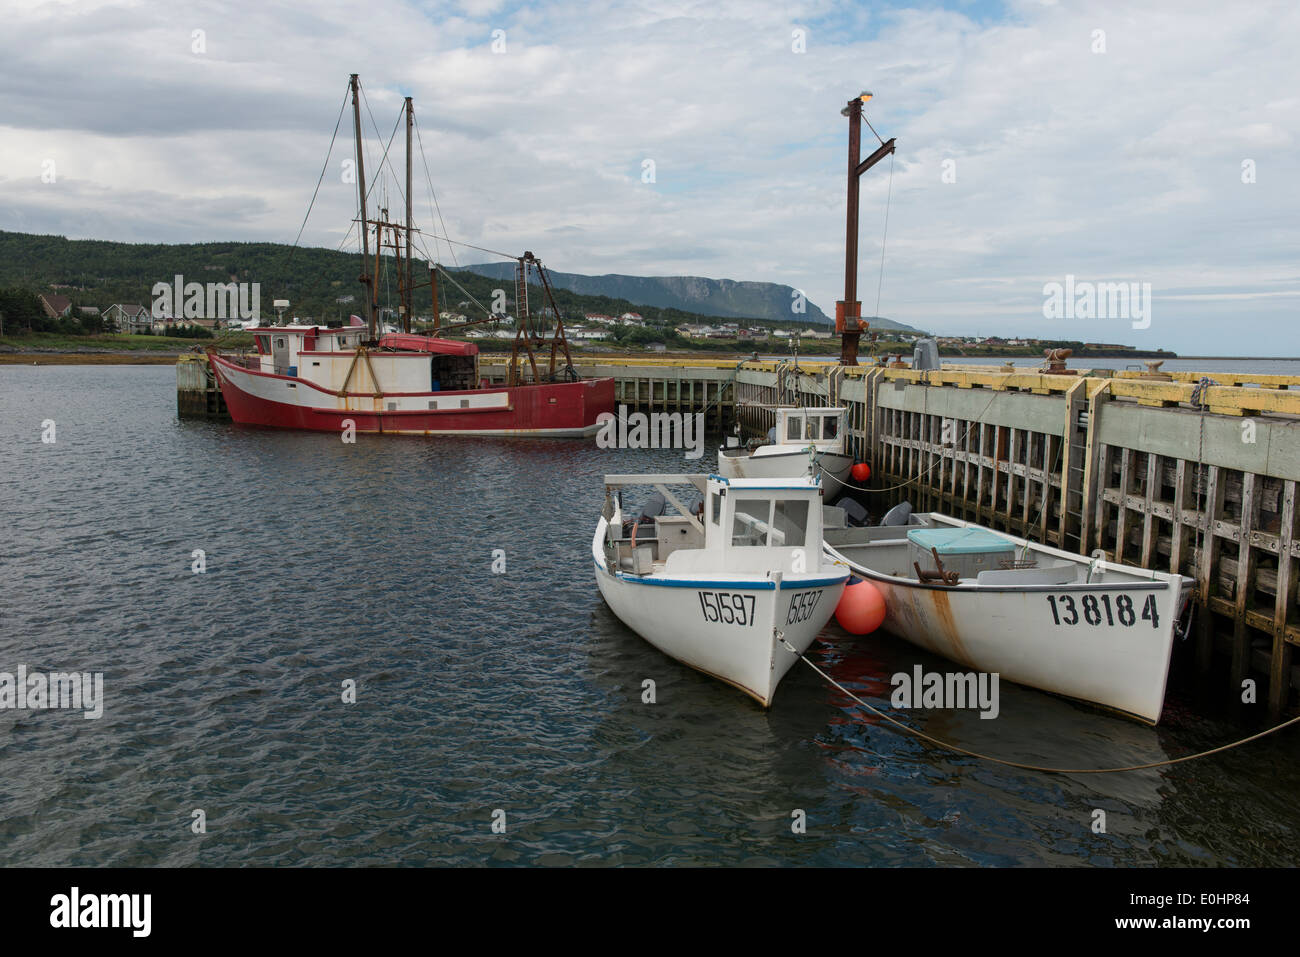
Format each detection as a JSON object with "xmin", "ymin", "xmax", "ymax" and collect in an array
[
  {"xmin": 823, "ymin": 512, "xmax": 1195, "ymax": 595},
  {"xmin": 823, "ymin": 546, "xmax": 1175, "ymax": 594}
]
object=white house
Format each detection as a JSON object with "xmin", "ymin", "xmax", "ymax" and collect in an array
[{"xmin": 104, "ymin": 303, "xmax": 152, "ymax": 335}]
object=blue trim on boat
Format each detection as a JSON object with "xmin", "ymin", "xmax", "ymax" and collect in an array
[
  {"xmin": 596, "ymin": 559, "xmax": 846, "ymax": 591},
  {"xmin": 779, "ymin": 575, "xmax": 849, "ymax": 589},
  {"xmin": 619, "ymin": 576, "xmax": 777, "ymax": 590}
]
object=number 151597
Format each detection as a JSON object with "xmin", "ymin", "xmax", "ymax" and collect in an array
[{"xmin": 699, "ymin": 591, "xmax": 756, "ymax": 626}]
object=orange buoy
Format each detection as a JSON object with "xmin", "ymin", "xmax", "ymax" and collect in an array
[
  {"xmin": 835, "ymin": 579, "xmax": 886, "ymax": 634},
  {"xmin": 851, "ymin": 462, "xmax": 871, "ymax": 483}
]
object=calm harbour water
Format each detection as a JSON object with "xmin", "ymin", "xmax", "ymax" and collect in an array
[{"xmin": 0, "ymin": 364, "xmax": 1297, "ymax": 867}]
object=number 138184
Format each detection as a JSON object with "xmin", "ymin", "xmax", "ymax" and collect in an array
[{"xmin": 1046, "ymin": 592, "xmax": 1160, "ymax": 629}]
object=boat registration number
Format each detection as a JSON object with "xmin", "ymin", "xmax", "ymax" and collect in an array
[
  {"xmin": 1046, "ymin": 593, "xmax": 1160, "ymax": 629},
  {"xmin": 785, "ymin": 590, "xmax": 823, "ymax": 625},
  {"xmin": 698, "ymin": 591, "xmax": 757, "ymax": 626}
]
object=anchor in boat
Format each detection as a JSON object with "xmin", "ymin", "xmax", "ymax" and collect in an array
[{"xmin": 914, "ymin": 546, "xmax": 960, "ymax": 586}]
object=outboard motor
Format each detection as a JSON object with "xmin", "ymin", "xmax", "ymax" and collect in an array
[
  {"xmin": 881, "ymin": 501, "xmax": 914, "ymax": 526},
  {"xmin": 623, "ymin": 490, "xmax": 668, "ymax": 536},
  {"xmin": 832, "ymin": 495, "xmax": 870, "ymax": 527},
  {"xmin": 638, "ymin": 491, "xmax": 667, "ymax": 522}
]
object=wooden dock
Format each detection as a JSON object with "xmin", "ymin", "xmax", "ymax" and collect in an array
[{"xmin": 178, "ymin": 352, "xmax": 1300, "ymax": 715}]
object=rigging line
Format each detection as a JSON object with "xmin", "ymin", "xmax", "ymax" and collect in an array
[
  {"xmin": 336, "ymin": 218, "xmax": 357, "ymax": 252},
  {"xmin": 287, "ymin": 83, "xmax": 350, "ymax": 264},
  {"xmin": 413, "ymin": 115, "xmax": 459, "ymax": 268},
  {"xmin": 873, "ymin": 151, "xmax": 893, "ymax": 320},
  {"xmin": 814, "ymin": 371, "xmax": 1011, "ymax": 494},
  {"xmin": 863, "ymin": 113, "xmax": 885, "ymax": 147},
  {"xmin": 790, "ymin": 646, "xmax": 1300, "ymax": 775},
  {"xmin": 358, "ymin": 84, "xmax": 408, "ymax": 215},
  {"xmin": 430, "ymin": 258, "xmax": 496, "ymax": 319},
  {"xmin": 419, "ymin": 233, "xmax": 519, "ymax": 262}
]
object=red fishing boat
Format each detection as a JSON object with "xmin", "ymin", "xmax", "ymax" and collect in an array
[
  {"xmin": 209, "ymin": 323, "xmax": 613, "ymax": 436},
  {"xmin": 209, "ymin": 74, "xmax": 613, "ymax": 437}
]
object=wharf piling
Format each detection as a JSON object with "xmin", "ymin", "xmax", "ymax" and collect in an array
[{"xmin": 175, "ymin": 353, "xmax": 227, "ymax": 418}]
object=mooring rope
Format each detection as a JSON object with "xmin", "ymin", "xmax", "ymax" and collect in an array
[
  {"xmin": 783, "ymin": 639, "xmax": 1300, "ymax": 774},
  {"xmin": 803, "ymin": 370, "xmax": 1012, "ymax": 494}
]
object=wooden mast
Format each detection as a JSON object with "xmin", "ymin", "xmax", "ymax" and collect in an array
[
  {"xmin": 350, "ymin": 74, "xmax": 375, "ymax": 341},
  {"xmin": 837, "ymin": 92, "xmax": 894, "ymax": 366},
  {"xmin": 404, "ymin": 96, "xmax": 414, "ymax": 334}
]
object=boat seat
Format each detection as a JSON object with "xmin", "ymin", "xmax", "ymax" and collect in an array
[{"xmin": 975, "ymin": 564, "xmax": 1081, "ymax": 586}]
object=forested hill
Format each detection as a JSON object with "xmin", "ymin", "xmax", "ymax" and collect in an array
[{"xmin": 0, "ymin": 230, "xmax": 921, "ymax": 333}]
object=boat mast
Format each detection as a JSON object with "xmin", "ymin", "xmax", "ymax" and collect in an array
[
  {"xmin": 837, "ymin": 92, "xmax": 894, "ymax": 366},
  {"xmin": 404, "ymin": 96, "xmax": 414, "ymax": 334},
  {"xmin": 350, "ymin": 74, "xmax": 375, "ymax": 341}
]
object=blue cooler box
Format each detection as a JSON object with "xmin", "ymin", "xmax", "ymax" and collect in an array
[{"xmin": 906, "ymin": 527, "xmax": 1016, "ymax": 579}]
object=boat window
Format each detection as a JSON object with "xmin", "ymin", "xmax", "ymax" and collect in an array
[
  {"xmin": 731, "ymin": 498, "xmax": 772, "ymax": 547},
  {"xmin": 786, "ymin": 415, "xmax": 802, "ymax": 441},
  {"xmin": 771, "ymin": 499, "xmax": 810, "ymax": 548},
  {"xmin": 255, "ymin": 335, "xmax": 270, "ymax": 353},
  {"xmin": 822, "ymin": 415, "xmax": 838, "ymax": 439},
  {"xmin": 710, "ymin": 491, "xmax": 721, "ymax": 525},
  {"xmin": 806, "ymin": 417, "xmax": 819, "ymax": 440}
]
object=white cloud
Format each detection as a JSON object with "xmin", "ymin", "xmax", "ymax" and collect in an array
[{"xmin": 1, "ymin": 0, "xmax": 1297, "ymax": 353}]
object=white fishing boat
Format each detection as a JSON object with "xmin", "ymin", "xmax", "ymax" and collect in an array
[
  {"xmin": 823, "ymin": 509, "xmax": 1195, "ymax": 724},
  {"xmin": 717, "ymin": 407, "xmax": 855, "ymax": 498},
  {"xmin": 593, "ymin": 473, "xmax": 849, "ymax": 706}
]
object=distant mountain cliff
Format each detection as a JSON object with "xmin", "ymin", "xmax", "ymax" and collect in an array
[{"xmin": 458, "ymin": 262, "xmax": 921, "ymax": 333}]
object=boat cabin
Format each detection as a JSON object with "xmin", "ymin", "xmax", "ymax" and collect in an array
[
  {"xmin": 243, "ymin": 324, "xmax": 479, "ymax": 393},
  {"xmin": 601, "ymin": 473, "xmax": 832, "ymax": 577},
  {"xmin": 772, "ymin": 407, "xmax": 845, "ymax": 447}
]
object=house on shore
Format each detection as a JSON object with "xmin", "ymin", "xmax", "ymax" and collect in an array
[
  {"xmin": 103, "ymin": 304, "xmax": 152, "ymax": 334},
  {"xmin": 39, "ymin": 294, "xmax": 73, "ymax": 319}
]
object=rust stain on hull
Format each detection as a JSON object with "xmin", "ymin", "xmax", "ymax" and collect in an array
[
  {"xmin": 924, "ymin": 588, "xmax": 974, "ymax": 668},
  {"xmin": 881, "ymin": 582, "xmax": 974, "ymax": 670}
]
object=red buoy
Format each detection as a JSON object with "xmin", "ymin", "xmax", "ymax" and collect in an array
[
  {"xmin": 835, "ymin": 579, "xmax": 886, "ymax": 634},
  {"xmin": 851, "ymin": 462, "xmax": 871, "ymax": 483}
]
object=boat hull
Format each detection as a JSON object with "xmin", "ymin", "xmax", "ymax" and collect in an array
[
  {"xmin": 825, "ymin": 534, "xmax": 1192, "ymax": 723},
  {"xmin": 593, "ymin": 520, "xmax": 846, "ymax": 706},
  {"xmin": 717, "ymin": 447, "xmax": 854, "ymax": 499},
  {"xmin": 209, "ymin": 353, "xmax": 615, "ymax": 437}
]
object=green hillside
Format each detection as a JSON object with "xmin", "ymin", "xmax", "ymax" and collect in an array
[{"xmin": 0, "ymin": 231, "xmax": 922, "ymax": 340}]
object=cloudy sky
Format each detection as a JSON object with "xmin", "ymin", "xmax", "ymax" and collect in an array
[{"xmin": 3, "ymin": 0, "xmax": 1297, "ymax": 353}]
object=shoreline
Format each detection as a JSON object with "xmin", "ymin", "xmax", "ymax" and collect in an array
[
  {"xmin": 2, "ymin": 347, "xmax": 1291, "ymax": 368},
  {"xmin": 0, "ymin": 351, "xmax": 185, "ymax": 365}
]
